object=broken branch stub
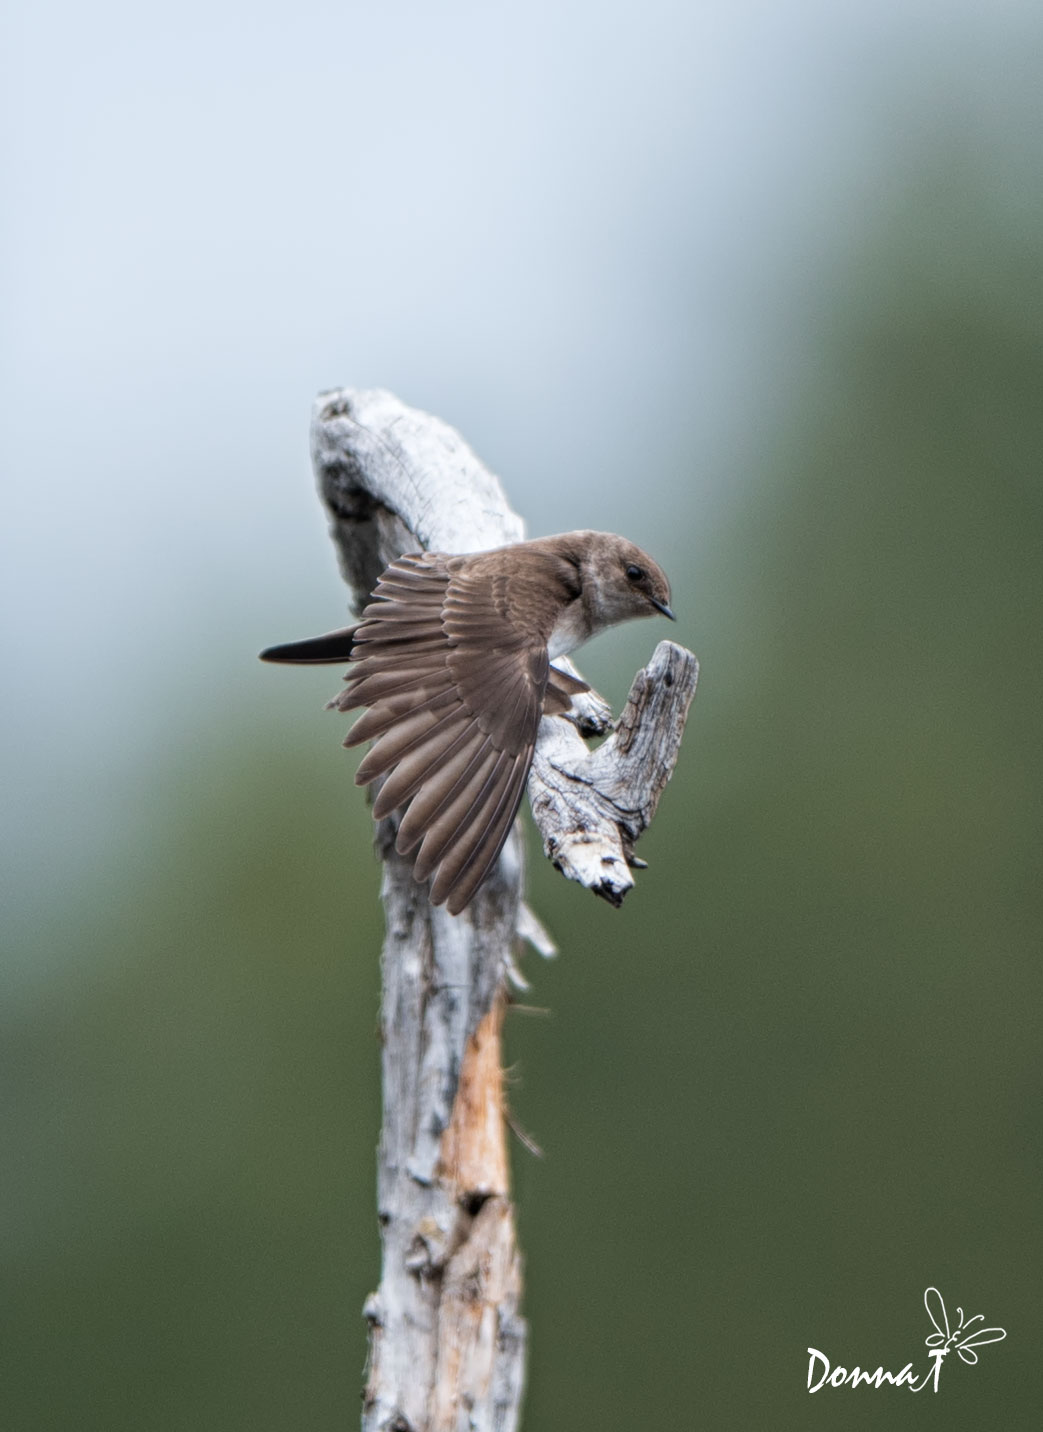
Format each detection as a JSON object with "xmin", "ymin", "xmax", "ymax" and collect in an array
[{"xmin": 527, "ymin": 639, "xmax": 698, "ymax": 906}]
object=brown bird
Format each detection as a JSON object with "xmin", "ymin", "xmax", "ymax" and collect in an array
[{"xmin": 260, "ymin": 531, "xmax": 674, "ymax": 914}]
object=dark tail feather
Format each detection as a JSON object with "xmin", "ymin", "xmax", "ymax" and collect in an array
[{"xmin": 259, "ymin": 625, "xmax": 359, "ymax": 664}]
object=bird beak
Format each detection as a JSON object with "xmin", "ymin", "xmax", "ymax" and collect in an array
[{"xmin": 651, "ymin": 598, "xmax": 676, "ymax": 621}]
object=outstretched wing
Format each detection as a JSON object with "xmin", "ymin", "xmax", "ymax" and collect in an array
[{"xmin": 334, "ymin": 551, "xmax": 550, "ymax": 914}]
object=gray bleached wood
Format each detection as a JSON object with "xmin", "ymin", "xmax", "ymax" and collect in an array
[
  {"xmin": 527, "ymin": 640, "xmax": 698, "ymax": 906},
  {"xmin": 310, "ymin": 388, "xmax": 697, "ymax": 1431}
]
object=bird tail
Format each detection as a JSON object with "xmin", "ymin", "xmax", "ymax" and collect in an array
[{"xmin": 259, "ymin": 625, "xmax": 359, "ymax": 664}]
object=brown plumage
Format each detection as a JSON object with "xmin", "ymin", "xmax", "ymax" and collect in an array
[{"xmin": 261, "ymin": 531, "xmax": 674, "ymax": 914}]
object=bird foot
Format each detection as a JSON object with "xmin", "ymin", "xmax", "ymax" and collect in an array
[{"xmin": 566, "ymin": 687, "xmax": 614, "ymax": 738}]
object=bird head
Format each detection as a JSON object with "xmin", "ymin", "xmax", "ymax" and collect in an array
[{"xmin": 573, "ymin": 532, "xmax": 675, "ymax": 630}]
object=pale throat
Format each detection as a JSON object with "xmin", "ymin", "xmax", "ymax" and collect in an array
[{"xmin": 547, "ymin": 599, "xmax": 595, "ymax": 660}]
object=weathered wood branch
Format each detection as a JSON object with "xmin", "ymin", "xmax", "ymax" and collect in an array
[
  {"xmin": 528, "ymin": 640, "xmax": 698, "ymax": 906},
  {"xmin": 310, "ymin": 388, "xmax": 696, "ymax": 1431}
]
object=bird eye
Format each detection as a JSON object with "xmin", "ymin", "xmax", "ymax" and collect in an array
[{"xmin": 626, "ymin": 564, "xmax": 644, "ymax": 582}]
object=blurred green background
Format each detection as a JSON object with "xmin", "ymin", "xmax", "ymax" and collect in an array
[{"xmin": 4, "ymin": 2, "xmax": 1041, "ymax": 1429}]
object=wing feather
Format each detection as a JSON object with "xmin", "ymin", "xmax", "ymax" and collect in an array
[
  {"xmin": 394, "ymin": 728, "xmax": 492, "ymax": 854},
  {"xmin": 335, "ymin": 549, "xmax": 550, "ymax": 911},
  {"xmin": 355, "ymin": 700, "xmax": 463, "ymax": 786},
  {"xmin": 371, "ymin": 718, "xmax": 478, "ymax": 819},
  {"xmin": 345, "ymin": 685, "xmax": 457, "ymax": 747},
  {"xmin": 433, "ymin": 753, "xmax": 531, "ymax": 913},
  {"xmin": 412, "ymin": 748, "xmax": 510, "ymax": 883}
]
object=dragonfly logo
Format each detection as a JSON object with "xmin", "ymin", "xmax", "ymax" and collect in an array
[{"xmin": 807, "ymin": 1287, "xmax": 1006, "ymax": 1394}]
